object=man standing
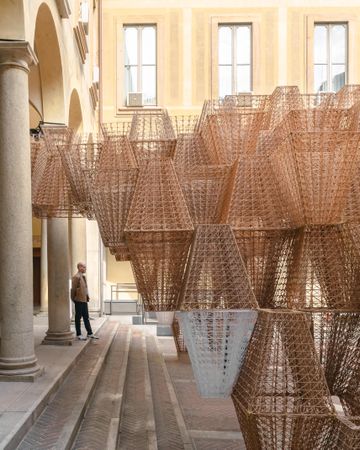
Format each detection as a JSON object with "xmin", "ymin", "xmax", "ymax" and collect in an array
[{"xmin": 71, "ymin": 262, "xmax": 99, "ymax": 340}]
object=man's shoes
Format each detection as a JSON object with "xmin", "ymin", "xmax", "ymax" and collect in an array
[
  {"xmin": 88, "ymin": 334, "xmax": 99, "ymax": 340},
  {"xmin": 77, "ymin": 335, "xmax": 87, "ymax": 341}
]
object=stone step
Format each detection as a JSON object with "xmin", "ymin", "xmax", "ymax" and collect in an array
[
  {"xmin": 16, "ymin": 321, "xmax": 118, "ymax": 450},
  {"xmin": 72, "ymin": 325, "xmax": 131, "ymax": 450}
]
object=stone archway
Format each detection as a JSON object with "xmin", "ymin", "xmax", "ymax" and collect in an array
[{"xmin": 68, "ymin": 89, "xmax": 84, "ymax": 132}]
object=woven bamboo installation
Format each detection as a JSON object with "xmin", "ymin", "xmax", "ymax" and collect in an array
[
  {"xmin": 129, "ymin": 111, "xmax": 176, "ymax": 163},
  {"xmin": 173, "ymin": 133, "xmax": 214, "ymax": 171},
  {"xmin": 273, "ymin": 131, "xmax": 360, "ymax": 225},
  {"xmin": 30, "ymin": 137, "xmax": 42, "ymax": 176},
  {"xmin": 178, "ymin": 165, "xmax": 233, "ymax": 224},
  {"xmin": 125, "ymin": 158, "xmax": 193, "ymax": 311},
  {"xmin": 110, "ymin": 243, "xmax": 131, "ymax": 262},
  {"xmin": 32, "ymin": 127, "xmax": 79, "ymax": 218},
  {"xmin": 177, "ymin": 310, "xmax": 258, "ymax": 398},
  {"xmin": 178, "ymin": 224, "xmax": 258, "ymax": 310},
  {"xmin": 334, "ymin": 84, "xmax": 360, "ymax": 108},
  {"xmin": 231, "ymin": 310, "xmax": 335, "ymax": 450},
  {"xmin": 267, "ymin": 85, "xmax": 303, "ymax": 129},
  {"xmin": 233, "ymin": 229, "xmax": 295, "ymax": 308},
  {"xmin": 171, "ymin": 115, "xmax": 199, "ymax": 136},
  {"xmin": 286, "ymin": 225, "xmax": 360, "ymax": 310}
]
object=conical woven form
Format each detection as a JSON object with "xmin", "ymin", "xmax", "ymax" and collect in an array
[
  {"xmin": 100, "ymin": 121, "xmax": 131, "ymax": 140},
  {"xmin": 233, "ymin": 229, "xmax": 296, "ymax": 308},
  {"xmin": 286, "ymin": 225, "xmax": 360, "ymax": 310},
  {"xmin": 88, "ymin": 139, "xmax": 139, "ymax": 249},
  {"xmin": 178, "ymin": 165, "xmax": 233, "ymax": 225},
  {"xmin": 129, "ymin": 111, "xmax": 176, "ymax": 163},
  {"xmin": 91, "ymin": 168, "xmax": 139, "ymax": 248},
  {"xmin": 223, "ymin": 153, "xmax": 299, "ymax": 228},
  {"xmin": 310, "ymin": 311, "xmax": 360, "ymax": 416},
  {"xmin": 273, "ymin": 131, "xmax": 360, "ymax": 225},
  {"xmin": 177, "ymin": 309, "xmax": 258, "ymax": 398},
  {"xmin": 173, "ymin": 133, "xmax": 214, "ymax": 171},
  {"xmin": 57, "ymin": 141, "xmax": 104, "ymax": 219},
  {"xmin": 231, "ymin": 310, "xmax": 335, "ymax": 450},
  {"xmin": 125, "ymin": 158, "xmax": 193, "ymax": 232},
  {"xmin": 200, "ymin": 111, "xmax": 268, "ymax": 164},
  {"xmin": 124, "ymin": 158, "xmax": 193, "ymax": 311},
  {"xmin": 172, "ymin": 317, "xmax": 187, "ymax": 353},
  {"xmin": 178, "ymin": 225, "xmax": 258, "ymax": 310},
  {"xmin": 125, "ymin": 230, "xmax": 192, "ymax": 311},
  {"xmin": 32, "ymin": 129, "xmax": 79, "ymax": 218}
]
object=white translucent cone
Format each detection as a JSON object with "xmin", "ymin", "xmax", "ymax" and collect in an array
[
  {"xmin": 156, "ymin": 311, "xmax": 175, "ymax": 325},
  {"xmin": 177, "ymin": 309, "xmax": 258, "ymax": 398}
]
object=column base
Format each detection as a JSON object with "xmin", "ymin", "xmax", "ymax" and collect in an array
[
  {"xmin": 0, "ymin": 355, "xmax": 43, "ymax": 382},
  {"xmin": 42, "ymin": 330, "xmax": 74, "ymax": 346}
]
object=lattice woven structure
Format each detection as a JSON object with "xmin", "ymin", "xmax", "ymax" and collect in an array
[
  {"xmin": 223, "ymin": 153, "xmax": 299, "ymax": 228},
  {"xmin": 285, "ymin": 224, "xmax": 360, "ymax": 310},
  {"xmin": 310, "ymin": 311, "xmax": 360, "ymax": 417},
  {"xmin": 233, "ymin": 229, "xmax": 295, "ymax": 308},
  {"xmin": 177, "ymin": 309, "xmax": 258, "ymax": 398},
  {"xmin": 272, "ymin": 130, "xmax": 360, "ymax": 225},
  {"xmin": 231, "ymin": 310, "xmax": 335, "ymax": 450},
  {"xmin": 173, "ymin": 133, "xmax": 214, "ymax": 171},
  {"xmin": 129, "ymin": 111, "xmax": 176, "ymax": 164},
  {"xmin": 178, "ymin": 165, "xmax": 232, "ymax": 225},
  {"xmin": 125, "ymin": 158, "xmax": 193, "ymax": 311},
  {"xmin": 87, "ymin": 138, "xmax": 138, "ymax": 250},
  {"xmin": 32, "ymin": 127, "xmax": 79, "ymax": 218},
  {"xmin": 178, "ymin": 225, "xmax": 258, "ymax": 310}
]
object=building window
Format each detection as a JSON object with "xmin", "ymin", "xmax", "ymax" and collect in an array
[
  {"xmin": 124, "ymin": 25, "xmax": 157, "ymax": 106},
  {"xmin": 218, "ymin": 24, "xmax": 252, "ymax": 98},
  {"xmin": 313, "ymin": 23, "xmax": 347, "ymax": 93}
]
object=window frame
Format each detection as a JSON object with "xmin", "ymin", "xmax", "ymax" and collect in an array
[
  {"xmin": 313, "ymin": 22, "xmax": 348, "ymax": 93},
  {"xmin": 211, "ymin": 14, "xmax": 260, "ymax": 99},
  {"xmin": 218, "ymin": 23, "xmax": 253, "ymax": 97},
  {"xmin": 116, "ymin": 16, "xmax": 164, "ymax": 113},
  {"xmin": 306, "ymin": 14, "xmax": 356, "ymax": 93},
  {"xmin": 123, "ymin": 24, "xmax": 157, "ymax": 106}
]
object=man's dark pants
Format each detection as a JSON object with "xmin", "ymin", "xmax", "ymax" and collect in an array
[{"xmin": 74, "ymin": 301, "xmax": 93, "ymax": 336}]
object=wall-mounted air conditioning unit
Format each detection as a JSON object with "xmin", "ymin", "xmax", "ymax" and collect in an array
[{"xmin": 127, "ymin": 92, "xmax": 143, "ymax": 107}]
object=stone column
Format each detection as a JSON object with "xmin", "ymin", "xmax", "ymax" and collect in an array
[
  {"xmin": 43, "ymin": 218, "xmax": 73, "ymax": 345},
  {"xmin": 69, "ymin": 218, "xmax": 86, "ymax": 319},
  {"xmin": 0, "ymin": 41, "xmax": 42, "ymax": 380},
  {"xmin": 40, "ymin": 219, "xmax": 48, "ymax": 312}
]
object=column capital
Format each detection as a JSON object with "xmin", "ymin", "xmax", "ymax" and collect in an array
[{"xmin": 0, "ymin": 40, "xmax": 38, "ymax": 71}]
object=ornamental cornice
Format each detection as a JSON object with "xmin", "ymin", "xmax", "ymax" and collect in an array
[{"xmin": 0, "ymin": 41, "xmax": 38, "ymax": 68}]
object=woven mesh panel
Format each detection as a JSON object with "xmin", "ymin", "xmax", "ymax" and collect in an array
[
  {"xmin": 125, "ymin": 230, "xmax": 192, "ymax": 311},
  {"xmin": 30, "ymin": 137, "xmax": 42, "ymax": 176},
  {"xmin": 267, "ymin": 86, "xmax": 303, "ymax": 129},
  {"xmin": 173, "ymin": 133, "xmax": 214, "ymax": 171},
  {"xmin": 334, "ymin": 84, "xmax": 360, "ymax": 108},
  {"xmin": 286, "ymin": 225, "xmax": 360, "ymax": 310},
  {"xmin": 178, "ymin": 225, "xmax": 258, "ymax": 310},
  {"xmin": 178, "ymin": 165, "xmax": 232, "ymax": 224},
  {"xmin": 110, "ymin": 244, "xmax": 131, "ymax": 262},
  {"xmin": 310, "ymin": 311, "xmax": 360, "ymax": 417},
  {"xmin": 177, "ymin": 309, "xmax": 258, "ymax": 398},
  {"xmin": 223, "ymin": 154, "xmax": 298, "ymax": 228},
  {"xmin": 272, "ymin": 131, "xmax": 360, "ymax": 225},
  {"xmin": 171, "ymin": 115, "xmax": 199, "ymax": 136},
  {"xmin": 231, "ymin": 310, "xmax": 335, "ymax": 449},
  {"xmin": 125, "ymin": 158, "xmax": 193, "ymax": 232},
  {"xmin": 233, "ymin": 229, "xmax": 295, "ymax": 309}
]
